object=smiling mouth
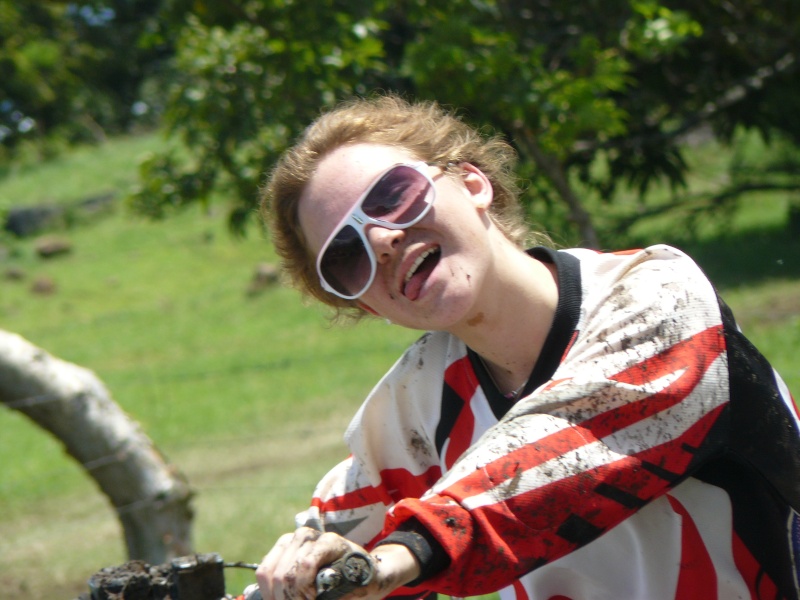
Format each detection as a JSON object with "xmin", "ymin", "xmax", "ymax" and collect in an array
[{"xmin": 402, "ymin": 247, "xmax": 441, "ymax": 299}]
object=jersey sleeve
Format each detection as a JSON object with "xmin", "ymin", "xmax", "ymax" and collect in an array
[
  {"xmin": 294, "ymin": 332, "xmax": 464, "ymax": 599},
  {"xmin": 383, "ymin": 246, "xmax": 733, "ymax": 596},
  {"xmin": 295, "ymin": 455, "xmax": 392, "ymax": 547},
  {"xmin": 296, "ymin": 332, "xmax": 454, "ymax": 549}
]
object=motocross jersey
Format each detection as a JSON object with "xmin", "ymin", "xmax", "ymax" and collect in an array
[{"xmin": 297, "ymin": 245, "xmax": 800, "ymax": 600}]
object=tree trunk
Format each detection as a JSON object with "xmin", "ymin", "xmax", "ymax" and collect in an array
[
  {"xmin": 513, "ymin": 126, "xmax": 601, "ymax": 249},
  {"xmin": 0, "ymin": 329, "xmax": 194, "ymax": 564}
]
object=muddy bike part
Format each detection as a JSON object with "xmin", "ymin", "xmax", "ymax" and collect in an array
[{"xmin": 83, "ymin": 551, "xmax": 374, "ymax": 600}]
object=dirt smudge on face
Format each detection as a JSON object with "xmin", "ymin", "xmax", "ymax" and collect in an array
[{"xmin": 467, "ymin": 312, "xmax": 485, "ymax": 326}]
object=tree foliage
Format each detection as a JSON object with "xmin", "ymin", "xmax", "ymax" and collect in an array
[
  {"xmin": 127, "ymin": 0, "xmax": 799, "ymax": 245},
  {"xmin": 0, "ymin": 0, "xmax": 169, "ymax": 161},
  {"xmin": 3, "ymin": 1, "xmax": 798, "ymax": 245}
]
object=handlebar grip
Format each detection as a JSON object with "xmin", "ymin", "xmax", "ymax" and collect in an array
[
  {"xmin": 315, "ymin": 551, "xmax": 375, "ymax": 600},
  {"xmin": 240, "ymin": 551, "xmax": 374, "ymax": 600}
]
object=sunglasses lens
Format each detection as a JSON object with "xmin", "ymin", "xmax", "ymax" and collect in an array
[
  {"xmin": 362, "ymin": 165, "xmax": 434, "ymax": 223},
  {"xmin": 319, "ymin": 224, "xmax": 371, "ymax": 297}
]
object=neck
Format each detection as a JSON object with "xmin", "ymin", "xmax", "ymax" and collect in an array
[{"xmin": 450, "ymin": 247, "xmax": 559, "ymax": 395}]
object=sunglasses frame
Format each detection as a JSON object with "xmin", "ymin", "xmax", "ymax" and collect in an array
[{"xmin": 316, "ymin": 161, "xmax": 439, "ymax": 300}]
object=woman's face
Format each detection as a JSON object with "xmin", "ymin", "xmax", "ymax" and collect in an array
[{"xmin": 298, "ymin": 143, "xmax": 498, "ymax": 331}]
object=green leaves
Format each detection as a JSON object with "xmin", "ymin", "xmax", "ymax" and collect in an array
[
  {"xmin": 624, "ymin": 1, "xmax": 703, "ymax": 60},
  {"xmin": 7, "ymin": 0, "xmax": 795, "ymax": 246},
  {"xmin": 128, "ymin": 4, "xmax": 391, "ymax": 231},
  {"xmin": 125, "ymin": 0, "xmax": 799, "ymax": 245},
  {"xmin": 0, "ymin": 0, "xmax": 172, "ymax": 158}
]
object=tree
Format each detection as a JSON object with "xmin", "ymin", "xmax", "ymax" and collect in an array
[
  {"xmin": 129, "ymin": 0, "xmax": 390, "ymax": 231},
  {"xmin": 5, "ymin": 0, "xmax": 797, "ymax": 245},
  {"xmin": 0, "ymin": 0, "xmax": 170, "ymax": 161},
  {"xmin": 129, "ymin": 0, "xmax": 800, "ymax": 246},
  {"xmin": 0, "ymin": 330, "xmax": 194, "ymax": 564}
]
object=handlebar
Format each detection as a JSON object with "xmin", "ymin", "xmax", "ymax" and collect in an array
[
  {"xmin": 83, "ymin": 551, "xmax": 374, "ymax": 600},
  {"xmin": 242, "ymin": 551, "xmax": 375, "ymax": 600},
  {"xmin": 315, "ymin": 551, "xmax": 375, "ymax": 600}
]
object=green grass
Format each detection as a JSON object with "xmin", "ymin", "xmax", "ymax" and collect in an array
[
  {"xmin": 0, "ymin": 133, "xmax": 167, "ymax": 207},
  {"xmin": 0, "ymin": 131, "xmax": 798, "ymax": 599},
  {"xmin": 0, "ymin": 132, "xmax": 421, "ymax": 597}
]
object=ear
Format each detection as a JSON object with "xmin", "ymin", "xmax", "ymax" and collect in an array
[{"xmin": 459, "ymin": 163, "xmax": 494, "ymax": 210}]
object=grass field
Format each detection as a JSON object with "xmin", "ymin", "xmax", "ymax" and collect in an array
[{"xmin": 0, "ymin": 131, "xmax": 798, "ymax": 599}]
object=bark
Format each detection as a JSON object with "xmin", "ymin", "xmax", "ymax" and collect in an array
[
  {"xmin": 0, "ymin": 329, "xmax": 194, "ymax": 564},
  {"xmin": 513, "ymin": 126, "xmax": 601, "ymax": 249}
]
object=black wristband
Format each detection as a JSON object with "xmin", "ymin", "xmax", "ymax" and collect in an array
[{"xmin": 375, "ymin": 519, "xmax": 450, "ymax": 587}]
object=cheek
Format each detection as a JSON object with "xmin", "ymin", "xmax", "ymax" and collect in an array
[{"xmin": 362, "ymin": 283, "xmax": 398, "ymax": 307}]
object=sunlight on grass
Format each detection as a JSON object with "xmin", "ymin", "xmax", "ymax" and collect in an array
[{"xmin": 0, "ymin": 132, "xmax": 170, "ymax": 208}]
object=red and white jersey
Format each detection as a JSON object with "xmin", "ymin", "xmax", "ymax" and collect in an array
[{"xmin": 297, "ymin": 245, "xmax": 800, "ymax": 600}]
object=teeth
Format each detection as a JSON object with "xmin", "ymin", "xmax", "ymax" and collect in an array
[{"xmin": 405, "ymin": 248, "xmax": 439, "ymax": 283}]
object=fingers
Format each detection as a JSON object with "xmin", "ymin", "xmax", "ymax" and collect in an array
[
  {"xmin": 255, "ymin": 532, "xmax": 298, "ymax": 600},
  {"xmin": 256, "ymin": 528, "xmax": 355, "ymax": 600}
]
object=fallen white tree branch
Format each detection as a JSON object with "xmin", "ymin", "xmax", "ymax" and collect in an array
[{"xmin": 0, "ymin": 329, "xmax": 194, "ymax": 564}]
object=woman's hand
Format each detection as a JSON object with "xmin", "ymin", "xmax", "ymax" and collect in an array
[{"xmin": 255, "ymin": 527, "xmax": 421, "ymax": 600}]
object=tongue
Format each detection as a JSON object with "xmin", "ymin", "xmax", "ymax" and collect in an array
[{"xmin": 403, "ymin": 254, "xmax": 439, "ymax": 300}]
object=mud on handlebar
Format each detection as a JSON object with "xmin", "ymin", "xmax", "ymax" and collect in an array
[{"xmin": 79, "ymin": 551, "xmax": 374, "ymax": 600}]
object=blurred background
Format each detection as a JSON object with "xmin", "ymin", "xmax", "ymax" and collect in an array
[{"xmin": 1, "ymin": 1, "xmax": 798, "ymax": 597}]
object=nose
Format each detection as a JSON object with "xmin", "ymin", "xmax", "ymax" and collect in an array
[{"xmin": 366, "ymin": 225, "xmax": 405, "ymax": 264}]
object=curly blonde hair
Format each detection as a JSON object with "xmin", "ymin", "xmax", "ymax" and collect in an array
[{"xmin": 261, "ymin": 94, "xmax": 539, "ymax": 318}]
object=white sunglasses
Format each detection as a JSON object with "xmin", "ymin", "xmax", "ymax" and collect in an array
[{"xmin": 316, "ymin": 162, "xmax": 440, "ymax": 300}]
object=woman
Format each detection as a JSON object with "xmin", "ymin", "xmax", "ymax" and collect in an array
[{"xmin": 255, "ymin": 95, "xmax": 800, "ymax": 600}]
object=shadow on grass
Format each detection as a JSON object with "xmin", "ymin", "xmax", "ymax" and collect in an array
[{"xmin": 628, "ymin": 224, "xmax": 800, "ymax": 290}]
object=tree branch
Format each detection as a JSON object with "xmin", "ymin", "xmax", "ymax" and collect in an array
[
  {"xmin": 513, "ymin": 126, "xmax": 601, "ymax": 248},
  {"xmin": 613, "ymin": 180, "xmax": 800, "ymax": 234},
  {"xmin": 0, "ymin": 330, "xmax": 194, "ymax": 564},
  {"xmin": 575, "ymin": 51, "xmax": 798, "ymax": 155}
]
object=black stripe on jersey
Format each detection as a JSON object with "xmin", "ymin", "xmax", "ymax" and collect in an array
[
  {"xmin": 435, "ymin": 380, "xmax": 467, "ymax": 458},
  {"xmin": 391, "ymin": 592, "xmax": 438, "ymax": 600},
  {"xmin": 680, "ymin": 442, "xmax": 703, "ymax": 455},
  {"xmin": 556, "ymin": 513, "xmax": 605, "ymax": 545},
  {"xmin": 640, "ymin": 460, "xmax": 682, "ymax": 482},
  {"xmin": 594, "ymin": 482, "xmax": 649, "ymax": 509}
]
